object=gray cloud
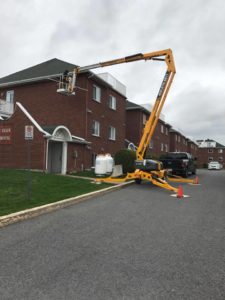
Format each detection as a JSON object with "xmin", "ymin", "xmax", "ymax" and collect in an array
[{"xmin": 0, "ymin": 0, "xmax": 225, "ymax": 144}]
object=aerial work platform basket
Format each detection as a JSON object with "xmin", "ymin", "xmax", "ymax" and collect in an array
[{"xmin": 57, "ymin": 71, "xmax": 76, "ymax": 96}]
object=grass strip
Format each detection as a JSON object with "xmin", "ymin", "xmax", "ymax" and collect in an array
[{"xmin": 0, "ymin": 169, "xmax": 111, "ymax": 216}]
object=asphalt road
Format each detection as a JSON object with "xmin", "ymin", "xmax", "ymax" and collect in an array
[{"xmin": 0, "ymin": 169, "xmax": 225, "ymax": 299}]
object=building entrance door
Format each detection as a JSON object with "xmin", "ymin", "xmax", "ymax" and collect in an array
[{"xmin": 48, "ymin": 141, "xmax": 63, "ymax": 173}]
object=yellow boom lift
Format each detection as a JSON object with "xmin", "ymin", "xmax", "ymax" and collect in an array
[{"xmin": 57, "ymin": 49, "xmax": 197, "ymax": 193}]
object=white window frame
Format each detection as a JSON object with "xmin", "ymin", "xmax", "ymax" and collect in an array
[
  {"xmin": 143, "ymin": 114, "xmax": 147, "ymax": 125},
  {"xmin": 109, "ymin": 126, "xmax": 116, "ymax": 141},
  {"xmin": 109, "ymin": 95, "xmax": 116, "ymax": 110},
  {"xmin": 93, "ymin": 85, "xmax": 101, "ymax": 102},
  {"xmin": 161, "ymin": 125, "xmax": 164, "ymax": 134},
  {"xmin": 161, "ymin": 143, "xmax": 164, "ymax": 151},
  {"xmin": 149, "ymin": 140, "xmax": 153, "ymax": 149},
  {"xmin": 164, "ymin": 144, "xmax": 168, "ymax": 152},
  {"xmin": 6, "ymin": 90, "xmax": 14, "ymax": 103},
  {"xmin": 165, "ymin": 127, "xmax": 168, "ymax": 135},
  {"xmin": 218, "ymin": 149, "xmax": 223, "ymax": 153},
  {"xmin": 92, "ymin": 120, "xmax": 100, "ymax": 136}
]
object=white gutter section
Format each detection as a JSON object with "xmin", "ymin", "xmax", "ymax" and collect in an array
[
  {"xmin": 0, "ymin": 74, "xmax": 62, "ymax": 88},
  {"xmin": 72, "ymin": 135, "xmax": 85, "ymax": 141},
  {"xmin": 16, "ymin": 102, "xmax": 51, "ymax": 137}
]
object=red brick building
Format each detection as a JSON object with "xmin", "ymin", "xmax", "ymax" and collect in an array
[
  {"xmin": 196, "ymin": 139, "xmax": 225, "ymax": 168},
  {"xmin": 125, "ymin": 100, "xmax": 200, "ymax": 160},
  {"xmin": 126, "ymin": 101, "xmax": 171, "ymax": 157},
  {"xmin": 169, "ymin": 129, "xmax": 186, "ymax": 153},
  {"xmin": 187, "ymin": 139, "xmax": 198, "ymax": 158},
  {"xmin": 0, "ymin": 59, "xmax": 126, "ymax": 173}
]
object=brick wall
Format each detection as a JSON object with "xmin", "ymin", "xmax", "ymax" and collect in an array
[
  {"xmin": 0, "ymin": 108, "xmax": 45, "ymax": 170},
  {"xmin": 0, "ymin": 73, "xmax": 126, "ymax": 171},
  {"xmin": 197, "ymin": 148, "xmax": 225, "ymax": 168},
  {"xmin": 126, "ymin": 109, "xmax": 171, "ymax": 158},
  {"xmin": 125, "ymin": 109, "xmax": 143, "ymax": 146}
]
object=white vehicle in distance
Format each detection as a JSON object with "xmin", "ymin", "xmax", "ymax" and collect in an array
[{"xmin": 208, "ymin": 161, "xmax": 223, "ymax": 170}]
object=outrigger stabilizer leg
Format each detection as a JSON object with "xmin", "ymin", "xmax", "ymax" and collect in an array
[
  {"xmin": 95, "ymin": 170, "xmax": 179, "ymax": 193},
  {"xmin": 167, "ymin": 174, "xmax": 199, "ymax": 185}
]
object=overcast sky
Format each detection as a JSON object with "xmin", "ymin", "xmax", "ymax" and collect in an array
[{"xmin": 1, "ymin": 0, "xmax": 225, "ymax": 144}]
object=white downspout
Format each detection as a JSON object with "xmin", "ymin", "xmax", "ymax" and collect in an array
[{"xmin": 61, "ymin": 142, "xmax": 67, "ymax": 174}]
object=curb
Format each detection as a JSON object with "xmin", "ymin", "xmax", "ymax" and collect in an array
[{"xmin": 0, "ymin": 181, "xmax": 133, "ymax": 228}]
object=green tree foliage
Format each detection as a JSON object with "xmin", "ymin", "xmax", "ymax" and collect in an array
[{"xmin": 114, "ymin": 150, "xmax": 136, "ymax": 174}]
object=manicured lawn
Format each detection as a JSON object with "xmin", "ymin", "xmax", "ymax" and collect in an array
[
  {"xmin": 0, "ymin": 169, "xmax": 111, "ymax": 216},
  {"xmin": 72, "ymin": 169, "xmax": 97, "ymax": 178},
  {"xmin": 72, "ymin": 169, "xmax": 110, "ymax": 178}
]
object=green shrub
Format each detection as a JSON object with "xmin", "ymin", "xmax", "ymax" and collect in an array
[
  {"xmin": 145, "ymin": 151, "xmax": 159, "ymax": 160},
  {"xmin": 114, "ymin": 149, "xmax": 136, "ymax": 174}
]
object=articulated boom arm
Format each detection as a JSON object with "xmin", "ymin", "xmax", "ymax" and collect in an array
[
  {"xmin": 60, "ymin": 49, "xmax": 176, "ymax": 160},
  {"xmin": 136, "ymin": 50, "xmax": 176, "ymax": 160},
  {"xmin": 57, "ymin": 50, "xmax": 199, "ymax": 193}
]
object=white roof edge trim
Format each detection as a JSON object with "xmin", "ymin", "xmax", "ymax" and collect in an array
[
  {"xmin": 72, "ymin": 135, "xmax": 85, "ymax": 141},
  {"xmin": 16, "ymin": 102, "xmax": 51, "ymax": 137},
  {"xmin": 0, "ymin": 74, "xmax": 62, "ymax": 88}
]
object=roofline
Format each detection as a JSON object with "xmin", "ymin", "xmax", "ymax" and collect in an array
[
  {"xmin": 126, "ymin": 104, "xmax": 170, "ymax": 126},
  {"xmin": 0, "ymin": 70, "xmax": 127, "ymax": 98},
  {"xmin": 126, "ymin": 105, "xmax": 150, "ymax": 116},
  {"xmin": 16, "ymin": 102, "xmax": 51, "ymax": 137},
  {"xmin": 0, "ymin": 74, "xmax": 62, "ymax": 88}
]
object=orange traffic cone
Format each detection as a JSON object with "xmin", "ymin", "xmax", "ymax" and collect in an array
[
  {"xmin": 177, "ymin": 185, "xmax": 184, "ymax": 198},
  {"xmin": 195, "ymin": 176, "xmax": 199, "ymax": 184}
]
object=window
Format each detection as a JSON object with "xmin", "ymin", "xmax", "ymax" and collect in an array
[
  {"xmin": 218, "ymin": 149, "xmax": 223, "ymax": 153},
  {"xmin": 109, "ymin": 126, "xmax": 116, "ymax": 140},
  {"xmin": 161, "ymin": 143, "xmax": 164, "ymax": 151},
  {"xmin": 175, "ymin": 134, "xmax": 177, "ymax": 141},
  {"xmin": 219, "ymin": 157, "xmax": 223, "ymax": 162},
  {"xmin": 208, "ymin": 157, "xmax": 213, "ymax": 161},
  {"xmin": 92, "ymin": 153, "xmax": 97, "ymax": 167},
  {"xmin": 92, "ymin": 120, "xmax": 100, "ymax": 136},
  {"xmin": 165, "ymin": 127, "xmax": 168, "ymax": 135},
  {"xmin": 93, "ymin": 85, "xmax": 101, "ymax": 102},
  {"xmin": 109, "ymin": 95, "xmax": 116, "ymax": 110},
  {"xmin": 164, "ymin": 144, "xmax": 168, "ymax": 152},
  {"xmin": 6, "ymin": 90, "xmax": 14, "ymax": 103},
  {"xmin": 178, "ymin": 135, "xmax": 180, "ymax": 142},
  {"xmin": 143, "ymin": 114, "xmax": 147, "ymax": 125},
  {"xmin": 161, "ymin": 125, "xmax": 164, "ymax": 134},
  {"xmin": 208, "ymin": 149, "xmax": 213, "ymax": 153},
  {"xmin": 149, "ymin": 140, "xmax": 154, "ymax": 149}
]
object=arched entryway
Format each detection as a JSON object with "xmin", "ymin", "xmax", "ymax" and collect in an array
[{"xmin": 46, "ymin": 126, "xmax": 72, "ymax": 174}]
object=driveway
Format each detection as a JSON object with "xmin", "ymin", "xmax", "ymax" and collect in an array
[{"xmin": 0, "ymin": 169, "xmax": 225, "ymax": 299}]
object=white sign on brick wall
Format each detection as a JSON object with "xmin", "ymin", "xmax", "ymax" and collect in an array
[{"xmin": 25, "ymin": 125, "xmax": 34, "ymax": 140}]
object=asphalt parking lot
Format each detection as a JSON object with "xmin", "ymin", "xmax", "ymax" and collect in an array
[{"xmin": 0, "ymin": 169, "xmax": 225, "ymax": 299}]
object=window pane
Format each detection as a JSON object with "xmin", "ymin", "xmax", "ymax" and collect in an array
[
  {"xmin": 109, "ymin": 95, "xmax": 116, "ymax": 110},
  {"xmin": 93, "ymin": 85, "xmax": 101, "ymax": 102},
  {"xmin": 6, "ymin": 91, "xmax": 14, "ymax": 103},
  {"xmin": 109, "ymin": 126, "xmax": 116, "ymax": 140},
  {"xmin": 92, "ymin": 121, "xmax": 100, "ymax": 136}
]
